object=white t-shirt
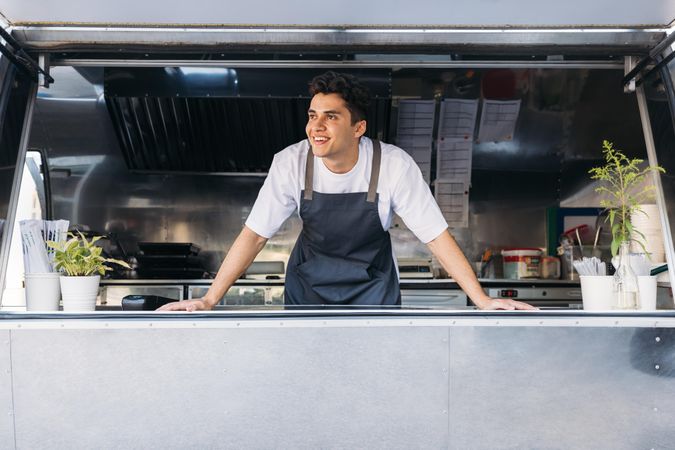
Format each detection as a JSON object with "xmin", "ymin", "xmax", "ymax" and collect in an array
[{"xmin": 245, "ymin": 137, "xmax": 448, "ymax": 243}]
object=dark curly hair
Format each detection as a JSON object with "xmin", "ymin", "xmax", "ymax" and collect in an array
[{"xmin": 308, "ymin": 71, "xmax": 371, "ymax": 124}]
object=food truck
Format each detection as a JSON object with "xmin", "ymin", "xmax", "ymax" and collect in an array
[{"xmin": 0, "ymin": 0, "xmax": 673, "ymax": 447}]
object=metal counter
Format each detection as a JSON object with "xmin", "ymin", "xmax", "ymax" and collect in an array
[
  {"xmin": 98, "ymin": 278, "xmax": 590, "ymax": 309},
  {"xmin": 0, "ymin": 311, "xmax": 673, "ymax": 449}
]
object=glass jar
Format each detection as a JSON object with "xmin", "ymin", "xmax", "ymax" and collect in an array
[{"xmin": 613, "ymin": 241, "xmax": 640, "ymax": 309}]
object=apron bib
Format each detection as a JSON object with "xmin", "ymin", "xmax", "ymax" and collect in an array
[{"xmin": 284, "ymin": 140, "xmax": 400, "ymax": 306}]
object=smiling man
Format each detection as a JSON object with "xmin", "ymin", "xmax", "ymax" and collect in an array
[{"xmin": 159, "ymin": 71, "xmax": 534, "ymax": 311}]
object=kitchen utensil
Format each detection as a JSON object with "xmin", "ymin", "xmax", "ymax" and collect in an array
[{"xmin": 573, "ymin": 257, "xmax": 606, "ymax": 276}]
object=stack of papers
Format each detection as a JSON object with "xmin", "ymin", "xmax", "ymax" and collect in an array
[
  {"xmin": 436, "ymin": 99, "xmax": 479, "ymax": 185},
  {"xmin": 396, "ymin": 100, "xmax": 436, "ymax": 183},
  {"xmin": 435, "ymin": 99, "xmax": 479, "ymax": 229},
  {"xmin": 20, "ymin": 219, "xmax": 69, "ymax": 274}
]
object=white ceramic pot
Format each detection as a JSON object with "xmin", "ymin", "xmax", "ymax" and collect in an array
[{"xmin": 60, "ymin": 275, "xmax": 101, "ymax": 312}]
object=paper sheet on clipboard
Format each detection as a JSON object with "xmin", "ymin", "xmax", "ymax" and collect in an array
[
  {"xmin": 396, "ymin": 100, "xmax": 436, "ymax": 183},
  {"xmin": 477, "ymin": 99, "xmax": 521, "ymax": 143},
  {"xmin": 434, "ymin": 180, "xmax": 469, "ymax": 229},
  {"xmin": 438, "ymin": 99, "xmax": 479, "ymax": 140},
  {"xmin": 436, "ymin": 139, "xmax": 473, "ymax": 181}
]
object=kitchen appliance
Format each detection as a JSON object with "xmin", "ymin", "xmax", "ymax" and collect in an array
[
  {"xmin": 398, "ymin": 259, "xmax": 434, "ymax": 279},
  {"xmin": 136, "ymin": 242, "xmax": 208, "ymax": 279},
  {"xmin": 243, "ymin": 261, "xmax": 285, "ymax": 280},
  {"xmin": 487, "ymin": 286, "xmax": 582, "ymax": 308}
]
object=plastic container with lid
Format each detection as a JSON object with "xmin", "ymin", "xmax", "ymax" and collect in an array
[{"xmin": 501, "ymin": 248, "xmax": 542, "ymax": 279}]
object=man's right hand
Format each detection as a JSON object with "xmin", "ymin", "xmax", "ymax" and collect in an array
[{"xmin": 156, "ymin": 298, "xmax": 214, "ymax": 312}]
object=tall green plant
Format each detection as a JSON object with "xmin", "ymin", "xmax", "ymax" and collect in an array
[
  {"xmin": 589, "ymin": 140, "xmax": 665, "ymax": 256},
  {"xmin": 47, "ymin": 232, "xmax": 130, "ymax": 276}
]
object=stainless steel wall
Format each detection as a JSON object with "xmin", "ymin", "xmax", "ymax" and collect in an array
[
  {"xmin": 27, "ymin": 65, "xmax": 654, "ymax": 270},
  {"xmin": 1, "ymin": 314, "xmax": 674, "ymax": 449}
]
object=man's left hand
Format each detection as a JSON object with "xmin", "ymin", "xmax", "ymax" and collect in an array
[{"xmin": 477, "ymin": 298, "xmax": 538, "ymax": 310}]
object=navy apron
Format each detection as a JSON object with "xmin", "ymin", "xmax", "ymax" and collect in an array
[{"xmin": 284, "ymin": 139, "xmax": 401, "ymax": 307}]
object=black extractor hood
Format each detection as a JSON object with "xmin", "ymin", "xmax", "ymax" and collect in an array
[{"xmin": 104, "ymin": 67, "xmax": 392, "ymax": 173}]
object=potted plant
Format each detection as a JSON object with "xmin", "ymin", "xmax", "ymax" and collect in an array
[
  {"xmin": 588, "ymin": 140, "xmax": 665, "ymax": 309},
  {"xmin": 48, "ymin": 232, "xmax": 130, "ymax": 311}
]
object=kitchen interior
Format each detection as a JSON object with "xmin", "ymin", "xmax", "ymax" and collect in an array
[{"xmin": 6, "ymin": 50, "xmax": 675, "ymax": 310}]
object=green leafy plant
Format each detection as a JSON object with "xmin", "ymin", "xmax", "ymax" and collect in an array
[
  {"xmin": 589, "ymin": 140, "xmax": 665, "ymax": 256},
  {"xmin": 47, "ymin": 232, "xmax": 130, "ymax": 276}
]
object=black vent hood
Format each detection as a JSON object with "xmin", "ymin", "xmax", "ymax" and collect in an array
[{"xmin": 104, "ymin": 68, "xmax": 392, "ymax": 173}]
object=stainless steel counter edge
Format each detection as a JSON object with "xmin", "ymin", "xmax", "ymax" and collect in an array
[
  {"xmin": 99, "ymin": 278, "xmax": 584, "ymax": 285},
  {"xmin": 1, "ymin": 310, "xmax": 674, "ymax": 329}
]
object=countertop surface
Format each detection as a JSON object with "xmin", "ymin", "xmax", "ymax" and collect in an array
[{"xmin": 100, "ymin": 278, "xmax": 584, "ymax": 286}]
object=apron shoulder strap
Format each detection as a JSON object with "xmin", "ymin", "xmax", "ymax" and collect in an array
[
  {"xmin": 367, "ymin": 139, "xmax": 382, "ymax": 203},
  {"xmin": 304, "ymin": 139, "xmax": 381, "ymax": 202},
  {"xmin": 303, "ymin": 139, "xmax": 314, "ymax": 200}
]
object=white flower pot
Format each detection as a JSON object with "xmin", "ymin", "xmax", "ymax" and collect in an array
[{"xmin": 60, "ymin": 275, "xmax": 101, "ymax": 312}]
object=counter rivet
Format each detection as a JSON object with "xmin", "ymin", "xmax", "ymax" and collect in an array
[
  {"xmin": 655, "ymin": 365, "xmax": 660, "ymax": 370},
  {"xmin": 539, "ymin": 321, "xmax": 543, "ymax": 325},
  {"xmin": 16, "ymin": 324, "xmax": 21, "ymax": 328},
  {"xmin": 223, "ymin": 341, "xmax": 228, "ymax": 344},
  {"xmin": 323, "ymin": 321, "xmax": 327, "ymax": 325},
  {"xmin": 366, "ymin": 321, "xmax": 370, "ymax": 325},
  {"xmin": 280, "ymin": 322, "xmax": 284, "ymax": 326},
  {"xmin": 60, "ymin": 324, "xmax": 64, "ymax": 328},
  {"xmin": 496, "ymin": 321, "xmax": 500, "ymax": 325},
  {"xmin": 149, "ymin": 323, "xmax": 153, "ymax": 327},
  {"xmin": 409, "ymin": 321, "xmax": 413, "ymax": 325},
  {"xmin": 452, "ymin": 321, "xmax": 456, "ymax": 325},
  {"xmin": 237, "ymin": 323, "xmax": 240, "ymax": 327},
  {"xmin": 615, "ymin": 321, "xmax": 619, "ymax": 325},
  {"xmin": 655, "ymin": 337, "xmax": 661, "ymax": 343},
  {"xmin": 104, "ymin": 323, "xmax": 109, "ymax": 327},
  {"xmin": 193, "ymin": 323, "xmax": 197, "ymax": 327},
  {"xmin": 223, "ymin": 369, "xmax": 227, "ymax": 373},
  {"xmin": 575, "ymin": 321, "xmax": 579, "ymax": 325},
  {"xmin": 442, "ymin": 410, "xmax": 447, "ymax": 414}
]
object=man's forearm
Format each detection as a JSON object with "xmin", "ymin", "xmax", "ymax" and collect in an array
[
  {"xmin": 203, "ymin": 226, "xmax": 268, "ymax": 307},
  {"xmin": 426, "ymin": 230, "xmax": 490, "ymax": 308}
]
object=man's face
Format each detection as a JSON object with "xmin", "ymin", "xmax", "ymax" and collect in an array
[{"xmin": 305, "ymin": 93, "xmax": 366, "ymax": 159}]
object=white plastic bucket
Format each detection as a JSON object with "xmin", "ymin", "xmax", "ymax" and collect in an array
[
  {"xmin": 501, "ymin": 248, "xmax": 542, "ymax": 279},
  {"xmin": 580, "ymin": 276, "xmax": 615, "ymax": 310},
  {"xmin": 24, "ymin": 272, "xmax": 61, "ymax": 311},
  {"xmin": 60, "ymin": 275, "xmax": 100, "ymax": 312}
]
